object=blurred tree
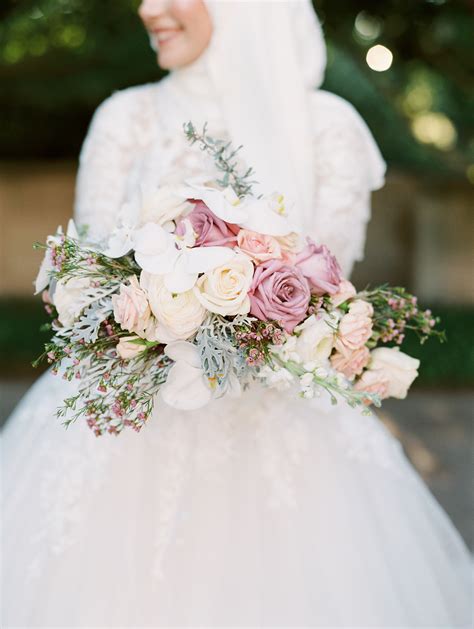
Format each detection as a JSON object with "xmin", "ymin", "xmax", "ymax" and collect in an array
[{"xmin": 0, "ymin": 0, "xmax": 473, "ymax": 180}]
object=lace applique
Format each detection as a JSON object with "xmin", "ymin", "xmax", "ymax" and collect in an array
[{"xmin": 5, "ymin": 374, "xmax": 112, "ymax": 582}]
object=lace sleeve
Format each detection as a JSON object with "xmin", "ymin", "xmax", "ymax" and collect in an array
[
  {"xmin": 73, "ymin": 90, "xmax": 139, "ymax": 241},
  {"xmin": 309, "ymin": 91, "xmax": 386, "ymax": 278}
]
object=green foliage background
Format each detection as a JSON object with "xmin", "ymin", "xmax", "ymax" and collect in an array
[{"xmin": 1, "ymin": 0, "xmax": 473, "ymax": 180}]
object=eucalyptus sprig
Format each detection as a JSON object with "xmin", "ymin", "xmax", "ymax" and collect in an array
[{"xmin": 183, "ymin": 121, "xmax": 257, "ymax": 198}]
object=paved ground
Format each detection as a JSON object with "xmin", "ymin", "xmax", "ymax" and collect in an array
[{"xmin": 1, "ymin": 379, "xmax": 472, "ymax": 550}]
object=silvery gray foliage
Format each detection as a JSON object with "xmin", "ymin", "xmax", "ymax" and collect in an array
[
  {"xmin": 69, "ymin": 296, "xmax": 114, "ymax": 344},
  {"xmin": 196, "ymin": 314, "xmax": 253, "ymax": 393}
]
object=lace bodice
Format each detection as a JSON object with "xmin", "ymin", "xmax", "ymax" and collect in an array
[{"xmin": 74, "ymin": 78, "xmax": 384, "ymax": 277}]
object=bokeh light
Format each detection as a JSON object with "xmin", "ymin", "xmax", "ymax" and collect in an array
[
  {"xmin": 411, "ymin": 112, "xmax": 457, "ymax": 151},
  {"xmin": 366, "ymin": 45, "xmax": 393, "ymax": 72},
  {"xmin": 354, "ymin": 11, "xmax": 383, "ymax": 41}
]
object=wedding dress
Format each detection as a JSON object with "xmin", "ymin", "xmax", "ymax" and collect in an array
[{"xmin": 2, "ymin": 3, "xmax": 472, "ymax": 627}]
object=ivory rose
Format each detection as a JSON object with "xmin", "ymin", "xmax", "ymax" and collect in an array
[
  {"xmin": 140, "ymin": 272, "xmax": 206, "ymax": 342},
  {"xmin": 237, "ymin": 229, "xmax": 282, "ymax": 264},
  {"xmin": 116, "ymin": 336, "xmax": 146, "ymax": 360},
  {"xmin": 249, "ymin": 259, "xmax": 310, "ymax": 333},
  {"xmin": 194, "ymin": 253, "xmax": 254, "ymax": 316},
  {"xmin": 330, "ymin": 345, "xmax": 370, "ymax": 379},
  {"xmin": 330, "ymin": 279, "xmax": 357, "ymax": 308},
  {"xmin": 335, "ymin": 299, "xmax": 374, "ymax": 353},
  {"xmin": 368, "ymin": 347, "xmax": 420, "ymax": 399},
  {"xmin": 112, "ymin": 276, "xmax": 151, "ymax": 337},
  {"xmin": 53, "ymin": 276, "xmax": 92, "ymax": 327},
  {"xmin": 295, "ymin": 240, "xmax": 342, "ymax": 295},
  {"xmin": 294, "ymin": 312, "xmax": 337, "ymax": 365}
]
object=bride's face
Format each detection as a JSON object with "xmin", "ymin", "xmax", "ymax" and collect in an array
[{"xmin": 139, "ymin": 0, "xmax": 213, "ymax": 70}]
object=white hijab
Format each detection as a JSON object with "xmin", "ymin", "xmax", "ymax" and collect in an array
[{"xmin": 167, "ymin": 0, "xmax": 385, "ymax": 229}]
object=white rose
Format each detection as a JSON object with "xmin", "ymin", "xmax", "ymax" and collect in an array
[
  {"xmin": 193, "ymin": 253, "xmax": 253, "ymax": 316},
  {"xmin": 294, "ymin": 312, "xmax": 338, "ymax": 365},
  {"xmin": 53, "ymin": 276, "xmax": 92, "ymax": 327},
  {"xmin": 369, "ymin": 347, "xmax": 420, "ymax": 399},
  {"xmin": 140, "ymin": 272, "xmax": 206, "ymax": 342}
]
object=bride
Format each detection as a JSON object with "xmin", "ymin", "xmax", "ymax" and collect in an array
[{"xmin": 3, "ymin": 1, "xmax": 471, "ymax": 626}]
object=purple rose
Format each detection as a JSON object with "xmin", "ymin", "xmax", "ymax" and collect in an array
[
  {"xmin": 295, "ymin": 239, "xmax": 342, "ymax": 295},
  {"xmin": 177, "ymin": 201, "xmax": 238, "ymax": 247},
  {"xmin": 249, "ymin": 259, "xmax": 311, "ymax": 333}
]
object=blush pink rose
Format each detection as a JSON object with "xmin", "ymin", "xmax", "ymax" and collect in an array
[
  {"xmin": 335, "ymin": 299, "xmax": 374, "ymax": 353},
  {"xmin": 112, "ymin": 276, "xmax": 151, "ymax": 336},
  {"xmin": 354, "ymin": 369, "xmax": 390, "ymax": 405},
  {"xmin": 237, "ymin": 229, "xmax": 282, "ymax": 264},
  {"xmin": 176, "ymin": 200, "xmax": 238, "ymax": 247},
  {"xmin": 249, "ymin": 260, "xmax": 311, "ymax": 333},
  {"xmin": 330, "ymin": 279, "xmax": 357, "ymax": 308},
  {"xmin": 295, "ymin": 239, "xmax": 342, "ymax": 295},
  {"xmin": 330, "ymin": 345, "xmax": 370, "ymax": 379}
]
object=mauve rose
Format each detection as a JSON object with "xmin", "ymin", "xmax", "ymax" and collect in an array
[
  {"xmin": 249, "ymin": 259, "xmax": 311, "ymax": 333},
  {"xmin": 295, "ymin": 239, "xmax": 342, "ymax": 295},
  {"xmin": 177, "ymin": 200, "xmax": 238, "ymax": 247}
]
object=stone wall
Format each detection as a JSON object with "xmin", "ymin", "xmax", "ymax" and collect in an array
[{"xmin": 1, "ymin": 162, "xmax": 473, "ymax": 303}]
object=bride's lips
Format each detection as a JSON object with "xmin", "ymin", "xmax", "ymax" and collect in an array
[{"xmin": 151, "ymin": 28, "xmax": 183, "ymax": 47}]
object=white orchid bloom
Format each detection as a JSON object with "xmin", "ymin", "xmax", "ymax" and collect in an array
[
  {"xmin": 181, "ymin": 182, "xmax": 249, "ymax": 224},
  {"xmin": 182, "ymin": 182, "xmax": 295, "ymax": 237},
  {"xmin": 239, "ymin": 196, "xmax": 295, "ymax": 237},
  {"xmin": 161, "ymin": 341, "xmax": 212, "ymax": 410},
  {"xmin": 103, "ymin": 199, "xmax": 141, "ymax": 258},
  {"xmin": 133, "ymin": 222, "xmax": 179, "ymax": 274},
  {"xmin": 134, "ymin": 222, "xmax": 235, "ymax": 293},
  {"xmin": 34, "ymin": 221, "xmax": 79, "ymax": 295}
]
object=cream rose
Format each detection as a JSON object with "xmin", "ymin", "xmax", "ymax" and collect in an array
[
  {"xmin": 330, "ymin": 279, "xmax": 357, "ymax": 308},
  {"xmin": 294, "ymin": 312, "xmax": 338, "ymax": 365},
  {"xmin": 53, "ymin": 276, "xmax": 92, "ymax": 327},
  {"xmin": 368, "ymin": 347, "xmax": 420, "ymax": 399},
  {"xmin": 335, "ymin": 299, "xmax": 374, "ymax": 352},
  {"xmin": 112, "ymin": 275, "xmax": 151, "ymax": 337},
  {"xmin": 140, "ymin": 272, "xmax": 207, "ymax": 342},
  {"xmin": 194, "ymin": 253, "xmax": 254, "ymax": 316},
  {"xmin": 116, "ymin": 336, "xmax": 146, "ymax": 360}
]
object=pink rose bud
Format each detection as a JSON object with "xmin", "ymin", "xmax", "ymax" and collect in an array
[{"xmin": 237, "ymin": 229, "xmax": 282, "ymax": 264}]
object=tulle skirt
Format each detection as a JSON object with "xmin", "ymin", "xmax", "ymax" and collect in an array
[{"xmin": 2, "ymin": 370, "xmax": 472, "ymax": 627}]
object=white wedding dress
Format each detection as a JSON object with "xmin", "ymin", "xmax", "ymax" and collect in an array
[{"xmin": 2, "ymin": 63, "xmax": 472, "ymax": 627}]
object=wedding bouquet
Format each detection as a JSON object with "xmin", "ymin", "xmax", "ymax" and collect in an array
[{"xmin": 34, "ymin": 123, "xmax": 444, "ymax": 436}]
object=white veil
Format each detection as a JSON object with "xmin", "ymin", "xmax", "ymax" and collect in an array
[
  {"xmin": 164, "ymin": 0, "xmax": 385, "ymax": 231},
  {"xmin": 202, "ymin": 0, "xmax": 326, "ymax": 227}
]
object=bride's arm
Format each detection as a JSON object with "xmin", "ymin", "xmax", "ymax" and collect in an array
[
  {"xmin": 309, "ymin": 90, "xmax": 386, "ymax": 278},
  {"xmin": 74, "ymin": 91, "xmax": 137, "ymax": 240}
]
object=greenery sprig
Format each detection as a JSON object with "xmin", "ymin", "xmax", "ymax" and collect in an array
[{"xmin": 183, "ymin": 121, "xmax": 257, "ymax": 198}]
